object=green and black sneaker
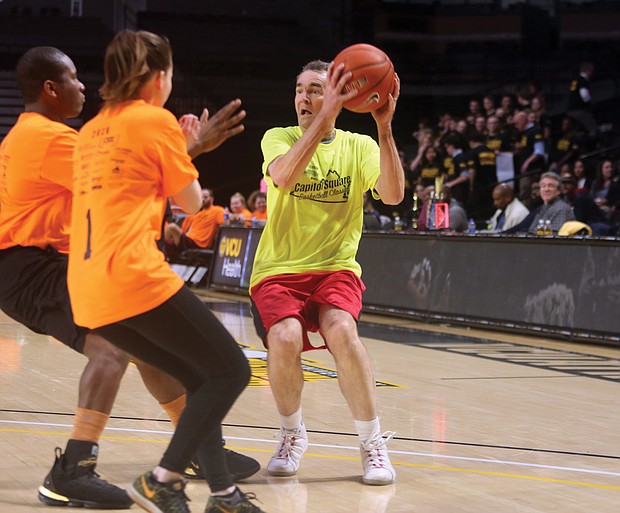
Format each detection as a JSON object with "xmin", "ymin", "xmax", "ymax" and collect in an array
[
  {"xmin": 128, "ymin": 471, "xmax": 190, "ymax": 513},
  {"xmin": 205, "ymin": 488, "xmax": 266, "ymax": 513}
]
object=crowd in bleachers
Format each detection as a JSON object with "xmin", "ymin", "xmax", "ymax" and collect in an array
[{"xmin": 382, "ymin": 69, "xmax": 620, "ymax": 236}]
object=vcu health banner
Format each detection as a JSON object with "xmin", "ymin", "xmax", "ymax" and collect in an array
[{"xmin": 210, "ymin": 226, "xmax": 262, "ymax": 291}]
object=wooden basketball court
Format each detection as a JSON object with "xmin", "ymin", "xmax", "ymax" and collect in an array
[{"xmin": 1, "ymin": 291, "xmax": 618, "ymax": 512}]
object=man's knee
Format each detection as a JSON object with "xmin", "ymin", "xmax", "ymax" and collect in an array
[
  {"xmin": 267, "ymin": 320, "xmax": 304, "ymax": 356},
  {"xmin": 322, "ymin": 311, "xmax": 357, "ymax": 344},
  {"xmin": 83, "ymin": 334, "xmax": 131, "ymax": 375}
]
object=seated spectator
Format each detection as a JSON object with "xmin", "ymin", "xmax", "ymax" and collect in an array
[
  {"xmin": 590, "ymin": 159, "xmax": 615, "ymax": 212},
  {"xmin": 164, "ymin": 188, "xmax": 225, "ymax": 257},
  {"xmin": 572, "ymin": 158, "xmax": 592, "ymax": 195},
  {"xmin": 229, "ymin": 192, "xmax": 252, "ymax": 225},
  {"xmin": 561, "ymin": 175, "xmax": 612, "ymax": 236},
  {"xmin": 488, "ymin": 184, "xmax": 530, "ymax": 231},
  {"xmin": 505, "ymin": 172, "xmax": 575, "ymax": 235},
  {"xmin": 522, "ymin": 180, "xmax": 543, "ymax": 211},
  {"xmin": 443, "ymin": 185, "xmax": 468, "ymax": 233},
  {"xmin": 606, "ymin": 170, "xmax": 620, "ymax": 229},
  {"xmin": 251, "ymin": 191, "xmax": 268, "ymax": 222}
]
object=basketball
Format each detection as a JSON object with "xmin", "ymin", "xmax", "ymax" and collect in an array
[{"xmin": 333, "ymin": 43, "xmax": 395, "ymax": 113}]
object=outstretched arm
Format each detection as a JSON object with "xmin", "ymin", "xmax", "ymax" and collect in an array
[
  {"xmin": 372, "ymin": 74, "xmax": 404, "ymax": 205},
  {"xmin": 187, "ymin": 99, "xmax": 247, "ymax": 159}
]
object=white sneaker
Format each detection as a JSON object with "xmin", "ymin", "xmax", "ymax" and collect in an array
[
  {"xmin": 267, "ymin": 424, "xmax": 308, "ymax": 476},
  {"xmin": 360, "ymin": 431, "xmax": 397, "ymax": 485}
]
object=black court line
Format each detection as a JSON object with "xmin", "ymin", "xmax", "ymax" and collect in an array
[
  {"xmin": 359, "ymin": 322, "xmax": 620, "ymax": 383},
  {"xmin": 203, "ymin": 300, "xmax": 620, "ymax": 384},
  {"xmin": 2, "ymin": 408, "xmax": 619, "ymax": 461}
]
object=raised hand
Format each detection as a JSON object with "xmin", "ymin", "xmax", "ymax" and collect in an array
[
  {"xmin": 188, "ymin": 99, "xmax": 247, "ymax": 159},
  {"xmin": 178, "ymin": 113, "xmax": 200, "ymax": 152},
  {"xmin": 320, "ymin": 62, "xmax": 358, "ymax": 121},
  {"xmin": 372, "ymin": 73, "xmax": 400, "ymax": 126}
]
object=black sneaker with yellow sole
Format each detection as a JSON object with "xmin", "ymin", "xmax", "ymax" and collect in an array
[
  {"xmin": 38, "ymin": 445, "xmax": 133, "ymax": 509},
  {"xmin": 184, "ymin": 442, "xmax": 260, "ymax": 482}
]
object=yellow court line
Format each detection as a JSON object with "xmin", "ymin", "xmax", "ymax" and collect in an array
[
  {"xmin": 403, "ymin": 462, "xmax": 620, "ymax": 491},
  {"xmin": 297, "ymin": 453, "xmax": 620, "ymax": 490},
  {"xmin": 2, "ymin": 427, "xmax": 618, "ymax": 491}
]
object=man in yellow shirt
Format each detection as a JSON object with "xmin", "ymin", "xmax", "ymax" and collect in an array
[{"xmin": 250, "ymin": 59, "xmax": 404, "ymax": 485}]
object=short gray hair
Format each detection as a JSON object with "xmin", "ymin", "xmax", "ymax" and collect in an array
[{"xmin": 540, "ymin": 171, "xmax": 562, "ymax": 189}]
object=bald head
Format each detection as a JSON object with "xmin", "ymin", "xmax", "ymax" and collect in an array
[
  {"xmin": 493, "ymin": 183, "xmax": 515, "ymax": 210},
  {"xmin": 16, "ymin": 46, "xmax": 70, "ymax": 103}
]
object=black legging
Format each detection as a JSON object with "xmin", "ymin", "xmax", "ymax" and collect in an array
[{"xmin": 95, "ymin": 286, "xmax": 250, "ymax": 492}]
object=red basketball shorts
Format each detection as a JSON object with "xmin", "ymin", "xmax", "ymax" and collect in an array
[{"xmin": 250, "ymin": 270, "xmax": 365, "ymax": 351}]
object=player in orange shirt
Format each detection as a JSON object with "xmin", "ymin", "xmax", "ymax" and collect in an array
[
  {"xmin": 164, "ymin": 188, "xmax": 225, "ymax": 257},
  {"xmin": 0, "ymin": 46, "xmax": 257, "ymax": 511},
  {"xmin": 67, "ymin": 31, "xmax": 266, "ymax": 513},
  {"xmin": 0, "ymin": 46, "xmax": 134, "ymax": 509}
]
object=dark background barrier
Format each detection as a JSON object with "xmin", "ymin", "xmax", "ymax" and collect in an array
[
  {"xmin": 208, "ymin": 227, "xmax": 620, "ymax": 346},
  {"xmin": 358, "ymin": 233, "xmax": 620, "ymax": 345}
]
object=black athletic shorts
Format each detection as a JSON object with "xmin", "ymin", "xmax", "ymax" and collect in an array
[{"xmin": 0, "ymin": 245, "xmax": 87, "ymax": 353}]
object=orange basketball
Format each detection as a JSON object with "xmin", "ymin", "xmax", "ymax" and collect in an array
[{"xmin": 333, "ymin": 43, "xmax": 395, "ymax": 113}]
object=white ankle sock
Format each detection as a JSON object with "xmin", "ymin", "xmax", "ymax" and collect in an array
[
  {"xmin": 355, "ymin": 417, "xmax": 380, "ymax": 444},
  {"xmin": 280, "ymin": 408, "xmax": 303, "ymax": 431}
]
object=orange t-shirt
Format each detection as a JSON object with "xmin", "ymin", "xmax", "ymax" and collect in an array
[
  {"xmin": 0, "ymin": 112, "xmax": 75, "ymax": 253},
  {"xmin": 68, "ymin": 100, "xmax": 198, "ymax": 328},
  {"xmin": 239, "ymin": 207, "xmax": 253, "ymax": 221},
  {"xmin": 252, "ymin": 209, "xmax": 268, "ymax": 221},
  {"xmin": 181, "ymin": 205, "xmax": 225, "ymax": 249},
  {"xmin": 230, "ymin": 207, "xmax": 253, "ymax": 226}
]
